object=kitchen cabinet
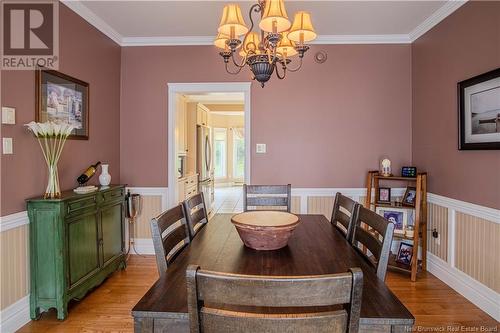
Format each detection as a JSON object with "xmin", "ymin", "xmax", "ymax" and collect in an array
[
  {"xmin": 178, "ymin": 174, "xmax": 198, "ymax": 201},
  {"xmin": 196, "ymin": 103, "xmax": 210, "ymax": 126},
  {"xmin": 27, "ymin": 185, "xmax": 126, "ymax": 320}
]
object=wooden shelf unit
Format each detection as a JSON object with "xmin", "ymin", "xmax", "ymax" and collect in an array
[{"xmin": 364, "ymin": 171, "xmax": 428, "ymax": 281}]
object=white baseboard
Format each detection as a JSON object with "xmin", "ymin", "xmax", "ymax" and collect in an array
[
  {"xmin": 130, "ymin": 238, "xmax": 155, "ymax": 255},
  {"xmin": 0, "ymin": 295, "xmax": 31, "ymax": 333},
  {"xmin": 427, "ymin": 252, "xmax": 500, "ymax": 321}
]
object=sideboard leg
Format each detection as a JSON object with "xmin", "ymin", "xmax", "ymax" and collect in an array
[
  {"xmin": 30, "ymin": 305, "xmax": 41, "ymax": 320},
  {"xmin": 57, "ymin": 304, "xmax": 68, "ymax": 320}
]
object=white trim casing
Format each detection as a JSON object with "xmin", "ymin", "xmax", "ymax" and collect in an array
[
  {"xmin": 63, "ymin": 0, "xmax": 468, "ymax": 47},
  {"xmin": 167, "ymin": 82, "xmax": 251, "ymax": 209},
  {"xmin": 0, "ymin": 211, "xmax": 29, "ymax": 232},
  {"xmin": 428, "ymin": 193, "xmax": 500, "ymax": 224},
  {"xmin": 427, "ymin": 252, "xmax": 500, "ymax": 321},
  {"xmin": 0, "ymin": 295, "xmax": 30, "ymax": 333}
]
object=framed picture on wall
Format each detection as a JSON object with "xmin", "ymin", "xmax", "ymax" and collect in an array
[
  {"xmin": 458, "ymin": 67, "xmax": 500, "ymax": 150},
  {"xmin": 36, "ymin": 69, "xmax": 89, "ymax": 139}
]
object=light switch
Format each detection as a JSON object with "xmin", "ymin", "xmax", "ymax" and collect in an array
[
  {"xmin": 3, "ymin": 138, "xmax": 13, "ymax": 154},
  {"xmin": 2, "ymin": 107, "xmax": 16, "ymax": 124},
  {"xmin": 256, "ymin": 143, "xmax": 266, "ymax": 154}
]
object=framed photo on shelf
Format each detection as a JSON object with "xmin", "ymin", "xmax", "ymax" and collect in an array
[
  {"xmin": 376, "ymin": 207, "xmax": 408, "ymax": 234},
  {"xmin": 396, "ymin": 242, "xmax": 414, "ymax": 265},
  {"xmin": 378, "ymin": 187, "xmax": 391, "ymax": 203},
  {"xmin": 402, "ymin": 187, "xmax": 417, "ymax": 207},
  {"xmin": 458, "ymin": 67, "xmax": 500, "ymax": 150},
  {"xmin": 36, "ymin": 69, "xmax": 89, "ymax": 139}
]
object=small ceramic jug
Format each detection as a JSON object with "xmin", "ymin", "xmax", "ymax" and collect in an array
[{"xmin": 99, "ymin": 164, "xmax": 111, "ymax": 186}]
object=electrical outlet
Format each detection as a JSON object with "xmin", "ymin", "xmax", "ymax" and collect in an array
[
  {"xmin": 256, "ymin": 143, "xmax": 266, "ymax": 154},
  {"xmin": 3, "ymin": 137, "xmax": 13, "ymax": 154}
]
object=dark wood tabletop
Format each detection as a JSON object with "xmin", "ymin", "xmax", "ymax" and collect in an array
[{"xmin": 132, "ymin": 214, "xmax": 414, "ymax": 328}]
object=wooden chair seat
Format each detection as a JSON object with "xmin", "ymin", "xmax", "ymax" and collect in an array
[
  {"xmin": 150, "ymin": 204, "xmax": 190, "ymax": 277},
  {"xmin": 187, "ymin": 265, "xmax": 363, "ymax": 333}
]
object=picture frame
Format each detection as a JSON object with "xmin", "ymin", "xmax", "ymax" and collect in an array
[
  {"xmin": 377, "ymin": 187, "xmax": 391, "ymax": 203},
  {"xmin": 36, "ymin": 69, "xmax": 89, "ymax": 139},
  {"xmin": 402, "ymin": 187, "xmax": 417, "ymax": 207},
  {"xmin": 458, "ymin": 67, "xmax": 500, "ymax": 150},
  {"xmin": 375, "ymin": 207, "xmax": 408, "ymax": 234},
  {"xmin": 396, "ymin": 242, "xmax": 413, "ymax": 265}
]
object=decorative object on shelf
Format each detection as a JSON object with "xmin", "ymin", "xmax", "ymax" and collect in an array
[
  {"xmin": 25, "ymin": 121, "xmax": 75, "ymax": 199},
  {"xmin": 401, "ymin": 166, "xmax": 417, "ymax": 178},
  {"xmin": 214, "ymin": 0, "xmax": 317, "ymax": 87},
  {"xmin": 402, "ymin": 187, "xmax": 417, "ymax": 207},
  {"xmin": 73, "ymin": 185, "xmax": 98, "ymax": 194},
  {"xmin": 77, "ymin": 161, "xmax": 101, "ymax": 185},
  {"xmin": 377, "ymin": 187, "xmax": 391, "ymax": 203},
  {"xmin": 36, "ymin": 69, "xmax": 89, "ymax": 139},
  {"xmin": 99, "ymin": 163, "xmax": 111, "ymax": 186},
  {"xmin": 396, "ymin": 242, "xmax": 413, "ymax": 265},
  {"xmin": 380, "ymin": 158, "xmax": 392, "ymax": 176},
  {"xmin": 405, "ymin": 225, "xmax": 415, "ymax": 238},
  {"xmin": 458, "ymin": 67, "xmax": 500, "ymax": 150},
  {"xmin": 376, "ymin": 207, "xmax": 407, "ymax": 235}
]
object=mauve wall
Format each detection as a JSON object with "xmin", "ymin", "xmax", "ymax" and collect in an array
[
  {"xmin": 120, "ymin": 44, "xmax": 412, "ymax": 188},
  {"xmin": 412, "ymin": 1, "xmax": 500, "ymax": 209},
  {"xmin": 0, "ymin": 5, "xmax": 121, "ymax": 216}
]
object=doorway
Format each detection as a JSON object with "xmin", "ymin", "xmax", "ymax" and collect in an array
[{"xmin": 167, "ymin": 83, "xmax": 251, "ymax": 213}]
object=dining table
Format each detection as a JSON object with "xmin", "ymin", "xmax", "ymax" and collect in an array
[{"xmin": 132, "ymin": 213, "xmax": 415, "ymax": 333}]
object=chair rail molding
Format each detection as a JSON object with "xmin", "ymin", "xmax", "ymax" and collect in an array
[
  {"xmin": 0, "ymin": 295, "xmax": 30, "ymax": 333},
  {"xmin": 0, "ymin": 211, "xmax": 29, "ymax": 232}
]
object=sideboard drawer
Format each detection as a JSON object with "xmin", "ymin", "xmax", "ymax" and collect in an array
[
  {"xmin": 102, "ymin": 188, "xmax": 124, "ymax": 203},
  {"xmin": 67, "ymin": 196, "xmax": 96, "ymax": 216}
]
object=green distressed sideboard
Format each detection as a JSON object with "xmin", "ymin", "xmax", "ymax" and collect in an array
[{"xmin": 27, "ymin": 185, "xmax": 127, "ymax": 320}]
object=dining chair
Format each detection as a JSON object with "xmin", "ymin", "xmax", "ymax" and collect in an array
[
  {"xmin": 243, "ymin": 184, "xmax": 292, "ymax": 212},
  {"xmin": 186, "ymin": 265, "xmax": 363, "ymax": 333},
  {"xmin": 331, "ymin": 192, "xmax": 359, "ymax": 241},
  {"xmin": 183, "ymin": 192, "xmax": 209, "ymax": 239},
  {"xmin": 150, "ymin": 204, "xmax": 190, "ymax": 277},
  {"xmin": 351, "ymin": 205, "xmax": 394, "ymax": 281}
]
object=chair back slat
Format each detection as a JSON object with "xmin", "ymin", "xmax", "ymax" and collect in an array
[
  {"xmin": 243, "ymin": 184, "xmax": 291, "ymax": 212},
  {"xmin": 183, "ymin": 193, "xmax": 209, "ymax": 238},
  {"xmin": 150, "ymin": 205, "xmax": 190, "ymax": 276},
  {"xmin": 187, "ymin": 265, "xmax": 363, "ymax": 333},
  {"xmin": 199, "ymin": 309, "xmax": 348, "ymax": 333},
  {"xmin": 351, "ymin": 206, "xmax": 394, "ymax": 280},
  {"xmin": 331, "ymin": 193, "xmax": 358, "ymax": 241}
]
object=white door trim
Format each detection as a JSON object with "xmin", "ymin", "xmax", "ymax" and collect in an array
[{"xmin": 167, "ymin": 82, "xmax": 251, "ymax": 208}]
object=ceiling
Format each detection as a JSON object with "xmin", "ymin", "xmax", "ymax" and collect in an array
[{"xmin": 62, "ymin": 1, "xmax": 467, "ymax": 46}]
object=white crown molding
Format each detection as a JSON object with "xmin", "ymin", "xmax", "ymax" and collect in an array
[
  {"xmin": 63, "ymin": 0, "xmax": 466, "ymax": 47},
  {"xmin": 61, "ymin": 0, "xmax": 123, "ymax": 45},
  {"xmin": 0, "ymin": 211, "xmax": 29, "ymax": 233},
  {"xmin": 0, "ymin": 295, "xmax": 30, "ymax": 333},
  {"xmin": 409, "ymin": 0, "xmax": 468, "ymax": 42}
]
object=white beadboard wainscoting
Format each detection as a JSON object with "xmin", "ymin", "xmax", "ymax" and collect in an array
[{"xmin": 1, "ymin": 186, "xmax": 498, "ymax": 332}]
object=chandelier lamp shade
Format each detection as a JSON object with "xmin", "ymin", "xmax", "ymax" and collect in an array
[{"xmin": 214, "ymin": 0, "xmax": 317, "ymax": 87}]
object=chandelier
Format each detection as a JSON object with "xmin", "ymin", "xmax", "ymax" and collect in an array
[{"xmin": 215, "ymin": 0, "xmax": 317, "ymax": 87}]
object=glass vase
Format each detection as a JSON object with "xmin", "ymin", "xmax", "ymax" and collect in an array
[{"xmin": 45, "ymin": 163, "xmax": 61, "ymax": 199}]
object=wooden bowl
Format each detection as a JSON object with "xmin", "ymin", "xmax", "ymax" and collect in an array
[{"xmin": 231, "ymin": 211, "xmax": 300, "ymax": 250}]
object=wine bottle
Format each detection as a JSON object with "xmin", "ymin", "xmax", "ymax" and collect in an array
[{"xmin": 77, "ymin": 161, "xmax": 101, "ymax": 185}]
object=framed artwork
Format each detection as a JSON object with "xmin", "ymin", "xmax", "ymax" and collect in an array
[
  {"xmin": 396, "ymin": 242, "xmax": 413, "ymax": 265},
  {"xmin": 402, "ymin": 187, "xmax": 417, "ymax": 207},
  {"xmin": 36, "ymin": 69, "xmax": 89, "ymax": 139},
  {"xmin": 458, "ymin": 67, "xmax": 500, "ymax": 150},
  {"xmin": 376, "ymin": 207, "xmax": 408, "ymax": 234},
  {"xmin": 377, "ymin": 187, "xmax": 391, "ymax": 203}
]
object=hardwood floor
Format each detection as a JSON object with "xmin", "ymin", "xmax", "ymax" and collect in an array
[{"xmin": 18, "ymin": 255, "xmax": 498, "ymax": 333}]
